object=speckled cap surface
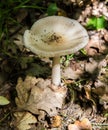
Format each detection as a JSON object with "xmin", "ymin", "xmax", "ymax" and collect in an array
[{"xmin": 24, "ymin": 16, "xmax": 89, "ymax": 57}]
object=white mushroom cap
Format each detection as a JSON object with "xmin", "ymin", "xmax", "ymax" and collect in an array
[{"xmin": 24, "ymin": 16, "xmax": 89, "ymax": 57}]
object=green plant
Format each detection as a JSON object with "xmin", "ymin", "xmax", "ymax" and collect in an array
[
  {"xmin": 80, "ymin": 48, "xmax": 87, "ymax": 55},
  {"xmin": 61, "ymin": 54, "xmax": 74, "ymax": 66},
  {"xmin": 0, "ymin": 96, "xmax": 10, "ymax": 105},
  {"xmin": 47, "ymin": 3, "xmax": 58, "ymax": 16},
  {"xmin": 86, "ymin": 16, "xmax": 107, "ymax": 30}
]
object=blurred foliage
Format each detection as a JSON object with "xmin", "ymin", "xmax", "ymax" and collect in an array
[
  {"xmin": 86, "ymin": 16, "xmax": 107, "ymax": 30},
  {"xmin": 47, "ymin": 3, "xmax": 58, "ymax": 16},
  {"xmin": 0, "ymin": 96, "xmax": 10, "ymax": 105},
  {"xmin": 61, "ymin": 54, "xmax": 74, "ymax": 66},
  {"xmin": 80, "ymin": 49, "xmax": 87, "ymax": 55}
]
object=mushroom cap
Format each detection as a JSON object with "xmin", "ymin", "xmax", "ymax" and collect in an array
[{"xmin": 24, "ymin": 16, "xmax": 89, "ymax": 57}]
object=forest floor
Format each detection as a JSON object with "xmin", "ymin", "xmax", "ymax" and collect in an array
[{"xmin": 0, "ymin": 0, "xmax": 108, "ymax": 130}]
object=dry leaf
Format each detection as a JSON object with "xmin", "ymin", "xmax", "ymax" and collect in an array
[
  {"xmin": 15, "ymin": 76, "xmax": 67, "ymax": 117},
  {"xmin": 68, "ymin": 124, "xmax": 79, "ymax": 130},
  {"xmin": 63, "ymin": 57, "xmax": 99, "ymax": 80},
  {"xmin": 68, "ymin": 118, "xmax": 92, "ymax": 130},
  {"xmin": 85, "ymin": 30, "xmax": 108, "ymax": 56},
  {"xmin": 14, "ymin": 112, "xmax": 37, "ymax": 130},
  {"xmin": 62, "ymin": 66, "xmax": 84, "ymax": 80},
  {"xmin": 76, "ymin": 118, "xmax": 92, "ymax": 130},
  {"xmin": 15, "ymin": 76, "xmax": 39, "ymax": 109},
  {"xmin": 85, "ymin": 58, "xmax": 98, "ymax": 73},
  {"xmin": 84, "ymin": 86, "xmax": 92, "ymax": 100}
]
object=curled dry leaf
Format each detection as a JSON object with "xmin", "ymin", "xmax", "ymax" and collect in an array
[
  {"xmin": 68, "ymin": 118, "xmax": 92, "ymax": 130},
  {"xmin": 85, "ymin": 30, "xmax": 107, "ymax": 56},
  {"xmin": 15, "ymin": 76, "xmax": 67, "ymax": 117},
  {"xmin": 14, "ymin": 112, "xmax": 37, "ymax": 130}
]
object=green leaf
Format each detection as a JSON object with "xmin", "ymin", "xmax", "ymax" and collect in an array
[
  {"xmin": 87, "ymin": 16, "xmax": 97, "ymax": 29},
  {"xmin": 80, "ymin": 49, "xmax": 87, "ymax": 55},
  {"xmin": 47, "ymin": 3, "xmax": 58, "ymax": 16},
  {"xmin": 96, "ymin": 16, "xmax": 106, "ymax": 29},
  {"xmin": 0, "ymin": 96, "xmax": 10, "ymax": 105},
  {"xmin": 86, "ymin": 16, "xmax": 107, "ymax": 30}
]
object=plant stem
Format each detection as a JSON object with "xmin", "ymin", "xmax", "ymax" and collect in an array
[{"xmin": 52, "ymin": 56, "xmax": 61, "ymax": 86}]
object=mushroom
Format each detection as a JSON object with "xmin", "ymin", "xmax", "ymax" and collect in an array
[{"xmin": 23, "ymin": 16, "xmax": 89, "ymax": 86}]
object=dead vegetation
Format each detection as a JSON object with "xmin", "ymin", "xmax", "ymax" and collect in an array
[{"xmin": 0, "ymin": 0, "xmax": 108, "ymax": 130}]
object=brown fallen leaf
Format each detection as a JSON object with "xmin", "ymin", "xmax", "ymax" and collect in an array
[
  {"xmin": 103, "ymin": 29, "xmax": 108, "ymax": 41},
  {"xmin": 15, "ymin": 76, "xmax": 67, "ymax": 118},
  {"xmin": 14, "ymin": 112, "xmax": 37, "ymax": 130},
  {"xmin": 62, "ymin": 60, "xmax": 84, "ymax": 80},
  {"xmin": 76, "ymin": 118, "xmax": 92, "ymax": 130},
  {"xmin": 68, "ymin": 124, "xmax": 79, "ymax": 130},
  {"xmin": 85, "ymin": 30, "xmax": 108, "ymax": 56},
  {"xmin": 84, "ymin": 85, "xmax": 92, "ymax": 100},
  {"xmin": 85, "ymin": 58, "xmax": 98, "ymax": 74},
  {"xmin": 68, "ymin": 118, "xmax": 92, "ymax": 130}
]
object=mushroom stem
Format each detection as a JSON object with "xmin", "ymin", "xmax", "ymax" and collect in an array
[{"xmin": 52, "ymin": 56, "xmax": 61, "ymax": 86}]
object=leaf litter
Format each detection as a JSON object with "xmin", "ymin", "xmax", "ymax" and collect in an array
[
  {"xmin": 0, "ymin": 0, "xmax": 108, "ymax": 130},
  {"xmin": 13, "ymin": 112, "xmax": 37, "ymax": 130},
  {"xmin": 15, "ymin": 76, "xmax": 67, "ymax": 129}
]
